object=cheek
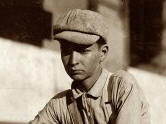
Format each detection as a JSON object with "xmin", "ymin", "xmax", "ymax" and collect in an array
[{"xmin": 84, "ymin": 53, "xmax": 100, "ymax": 69}]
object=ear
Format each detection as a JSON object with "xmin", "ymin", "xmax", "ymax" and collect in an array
[{"xmin": 99, "ymin": 44, "xmax": 109, "ymax": 62}]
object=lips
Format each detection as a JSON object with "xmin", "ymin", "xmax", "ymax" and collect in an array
[
  {"xmin": 73, "ymin": 70, "xmax": 82, "ymax": 73},
  {"xmin": 70, "ymin": 68, "xmax": 83, "ymax": 75}
]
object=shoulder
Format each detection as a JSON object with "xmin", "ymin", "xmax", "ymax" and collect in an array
[
  {"xmin": 52, "ymin": 89, "xmax": 70, "ymax": 100},
  {"xmin": 111, "ymin": 70, "xmax": 136, "ymax": 83},
  {"xmin": 107, "ymin": 70, "xmax": 138, "ymax": 98},
  {"xmin": 109, "ymin": 69, "xmax": 138, "ymax": 89},
  {"xmin": 48, "ymin": 89, "xmax": 71, "ymax": 106},
  {"xmin": 108, "ymin": 70, "xmax": 150, "ymax": 118},
  {"xmin": 108, "ymin": 70, "xmax": 148, "ymax": 102},
  {"xmin": 34, "ymin": 90, "xmax": 71, "ymax": 121},
  {"xmin": 42, "ymin": 90, "xmax": 70, "ymax": 116},
  {"xmin": 44, "ymin": 89, "xmax": 70, "ymax": 109}
]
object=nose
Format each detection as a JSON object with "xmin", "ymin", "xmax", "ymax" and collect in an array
[{"xmin": 69, "ymin": 51, "xmax": 79, "ymax": 66}]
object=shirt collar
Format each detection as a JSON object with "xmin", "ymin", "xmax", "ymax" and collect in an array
[{"xmin": 71, "ymin": 68, "xmax": 109, "ymax": 99}]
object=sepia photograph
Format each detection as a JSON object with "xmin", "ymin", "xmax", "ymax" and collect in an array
[{"xmin": 0, "ymin": 0, "xmax": 166, "ymax": 124}]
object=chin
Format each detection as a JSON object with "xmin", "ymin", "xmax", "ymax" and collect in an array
[{"xmin": 71, "ymin": 74, "xmax": 86, "ymax": 81}]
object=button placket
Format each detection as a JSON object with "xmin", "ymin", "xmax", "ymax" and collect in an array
[{"xmin": 82, "ymin": 93, "xmax": 91, "ymax": 121}]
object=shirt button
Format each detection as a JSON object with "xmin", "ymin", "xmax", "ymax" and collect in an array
[{"xmin": 88, "ymin": 112, "xmax": 90, "ymax": 117}]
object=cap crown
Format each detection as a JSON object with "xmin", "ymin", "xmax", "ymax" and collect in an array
[{"xmin": 53, "ymin": 9, "xmax": 109, "ymax": 43}]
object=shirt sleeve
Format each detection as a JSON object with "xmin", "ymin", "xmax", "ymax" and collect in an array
[
  {"xmin": 29, "ymin": 100, "xmax": 59, "ymax": 124},
  {"xmin": 109, "ymin": 70, "xmax": 150, "ymax": 124}
]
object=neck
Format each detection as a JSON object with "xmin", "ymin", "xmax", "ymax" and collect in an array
[{"xmin": 76, "ymin": 66, "xmax": 102, "ymax": 92}]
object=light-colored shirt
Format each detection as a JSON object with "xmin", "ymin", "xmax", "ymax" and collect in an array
[{"xmin": 29, "ymin": 69, "xmax": 150, "ymax": 124}]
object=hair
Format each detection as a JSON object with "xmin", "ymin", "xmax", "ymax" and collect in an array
[{"xmin": 96, "ymin": 37, "xmax": 107, "ymax": 48}]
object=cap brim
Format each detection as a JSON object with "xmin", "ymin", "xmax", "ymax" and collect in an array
[{"xmin": 54, "ymin": 31, "xmax": 100, "ymax": 45}]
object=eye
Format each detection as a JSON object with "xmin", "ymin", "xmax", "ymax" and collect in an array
[{"xmin": 77, "ymin": 48, "xmax": 90, "ymax": 54}]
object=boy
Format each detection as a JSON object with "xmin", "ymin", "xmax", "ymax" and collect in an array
[{"xmin": 30, "ymin": 9, "xmax": 150, "ymax": 124}]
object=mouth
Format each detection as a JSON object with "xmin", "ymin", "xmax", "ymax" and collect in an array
[{"xmin": 70, "ymin": 69, "xmax": 83, "ymax": 75}]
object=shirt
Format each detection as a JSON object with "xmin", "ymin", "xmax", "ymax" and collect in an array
[{"xmin": 29, "ymin": 69, "xmax": 150, "ymax": 124}]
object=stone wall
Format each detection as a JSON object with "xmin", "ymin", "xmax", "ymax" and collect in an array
[{"xmin": 0, "ymin": 38, "xmax": 71, "ymax": 122}]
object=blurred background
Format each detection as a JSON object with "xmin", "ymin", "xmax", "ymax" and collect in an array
[{"xmin": 0, "ymin": 0, "xmax": 166, "ymax": 124}]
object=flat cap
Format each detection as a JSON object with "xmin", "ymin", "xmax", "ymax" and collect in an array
[{"xmin": 53, "ymin": 9, "xmax": 109, "ymax": 45}]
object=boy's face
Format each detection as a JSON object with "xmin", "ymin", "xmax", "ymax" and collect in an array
[{"xmin": 60, "ymin": 40, "xmax": 108, "ymax": 81}]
